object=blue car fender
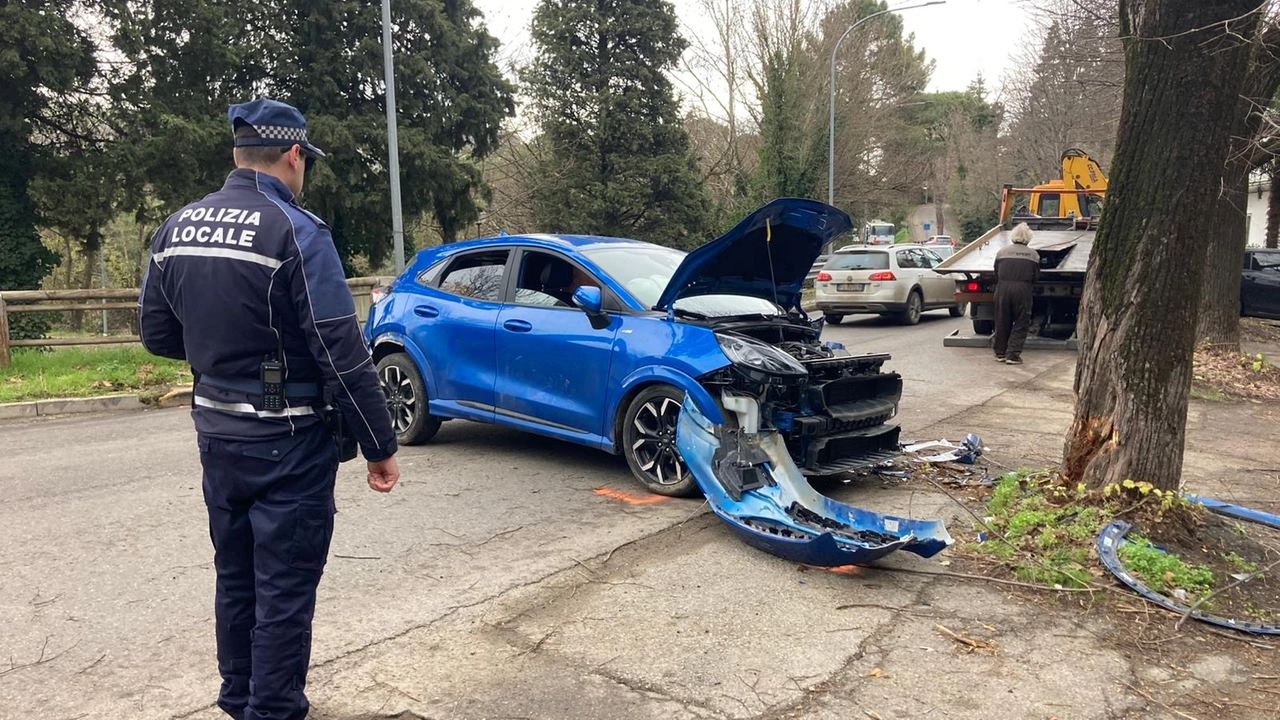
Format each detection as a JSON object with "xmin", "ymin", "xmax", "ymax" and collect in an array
[
  {"xmin": 610, "ymin": 366, "xmax": 726, "ymax": 443},
  {"xmin": 368, "ymin": 328, "xmax": 440, "ymax": 401}
]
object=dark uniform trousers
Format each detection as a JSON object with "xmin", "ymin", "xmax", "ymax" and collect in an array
[
  {"xmin": 994, "ymin": 280, "xmax": 1034, "ymax": 359},
  {"xmin": 199, "ymin": 425, "xmax": 338, "ymax": 720}
]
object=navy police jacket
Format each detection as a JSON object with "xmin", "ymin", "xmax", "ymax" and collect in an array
[{"xmin": 139, "ymin": 168, "xmax": 397, "ymax": 462}]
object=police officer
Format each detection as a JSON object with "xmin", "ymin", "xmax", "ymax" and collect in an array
[
  {"xmin": 993, "ymin": 222, "xmax": 1040, "ymax": 365},
  {"xmin": 139, "ymin": 98, "xmax": 400, "ymax": 720}
]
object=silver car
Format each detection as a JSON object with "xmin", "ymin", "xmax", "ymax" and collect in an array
[{"xmin": 814, "ymin": 244, "xmax": 965, "ymax": 325}]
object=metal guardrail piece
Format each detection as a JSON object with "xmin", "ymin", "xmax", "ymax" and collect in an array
[{"xmin": 804, "ymin": 255, "xmax": 830, "ymax": 284}]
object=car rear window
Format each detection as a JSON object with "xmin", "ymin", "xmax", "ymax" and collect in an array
[
  {"xmin": 826, "ymin": 251, "xmax": 889, "ymax": 271},
  {"xmin": 439, "ymin": 250, "xmax": 509, "ymax": 302},
  {"xmin": 1251, "ymin": 251, "xmax": 1280, "ymax": 271}
]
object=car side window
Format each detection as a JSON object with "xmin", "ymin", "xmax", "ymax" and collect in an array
[
  {"xmin": 896, "ymin": 250, "xmax": 919, "ymax": 269},
  {"xmin": 415, "ymin": 258, "xmax": 448, "ymax": 287},
  {"xmin": 439, "ymin": 250, "xmax": 509, "ymax": 302},
  {"xmin": 923, "ymin": 249, "xmax": 944, "ymax": 267},
  {"xmin": 514, "ymin": 251, "xmax": 601, "ymax": 308},
  {"xmin": 1255, "ymin": 252, "xmax": 1280, "ymax": 272}
]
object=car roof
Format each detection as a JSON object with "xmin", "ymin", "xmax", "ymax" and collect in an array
[
  {"xmin": 439, "ymin": 233, "xmax": 659, "ymax": 255},
  {"xmin": 834, "ymin": 244, "xmax": 931, "ymax": 252}
]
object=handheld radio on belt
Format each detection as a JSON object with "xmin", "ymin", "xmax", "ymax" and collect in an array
[
  {"xmin": 260, "ymin": 357, "xmax": 286, "ymax": 411},
  {"xmin": 262, "ymin": 300, "xmax": 358, "ymax": 463}
]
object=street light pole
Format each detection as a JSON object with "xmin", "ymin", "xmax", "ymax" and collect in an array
[
  {"xmin": 828, "ymin": 1, "xmax": 946, "ymax": 208},
  {"xmin": 380, "ymin": 0, "xmax": 405, "ymax": 274}
]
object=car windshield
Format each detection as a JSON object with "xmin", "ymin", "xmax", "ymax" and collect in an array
[
  {"xmin": 826, "ymin": 251, "xmax": 889, "ymax": 270},
  {"xmin": 583, "ymin": 245, "xmax": 783, "ymax": 315}
]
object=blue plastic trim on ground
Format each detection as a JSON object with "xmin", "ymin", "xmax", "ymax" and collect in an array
[
  {"xmin": 675, "ymin": 397, "xmax": 952, "ymax": 567},
  {"xmin": 1184, "ymin": 493, "xmax": 1280, "ymax": 530},
  {"xmin": 1097, "ymin": 520, "xmax": 1280, "ymax": 636}
]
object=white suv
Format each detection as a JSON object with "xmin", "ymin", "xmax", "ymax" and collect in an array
[{"xmin": 814, "ymin": 244, "xmax": 965, "ymax": 325}]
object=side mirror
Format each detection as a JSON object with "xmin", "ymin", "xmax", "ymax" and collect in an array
[
  {"xmin": 573, "ymin": 286, "xmax": 603, "ymax": 314},
  {"xmin": 573, "ymin": 286, "xmax": 610, "ymax": 330}
]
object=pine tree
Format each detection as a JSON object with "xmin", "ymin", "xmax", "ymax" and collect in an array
[
  {"xmin": 0, "ymin": 1, "xmax": 97, "ymax": 336},
  {"xmin": 525, "ymin": 0, "xmax": 712, "ymax": 248},
  {"xmin": 0, "ymin": 1, "xmax": 95, "ymax": 293},
  {"xmin": 109, "ymin": 0, "xmax": 514, "ymax": 263}
]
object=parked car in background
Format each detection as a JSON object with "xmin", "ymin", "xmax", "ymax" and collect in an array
[
  {"xmin": 922, "ymin": 235, "xmax": 955, "ymax": 260},
  {"xmin": 814, "ymin": 244, "xmax": 965, "ymax": 325},
  {"xmin": 1243, "ymin": 248, "xmax": 1280, "ymax": 319}
]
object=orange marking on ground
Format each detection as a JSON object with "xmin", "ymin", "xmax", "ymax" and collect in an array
[
  {"xmin": 823, "ymin": 564, "xmax": 868, "ymax": 576},
  {"xmin": 593, "ymin": 487, "xmax": 670, "ymax": 505}
]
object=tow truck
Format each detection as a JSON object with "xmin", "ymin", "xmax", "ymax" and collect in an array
[
  {"xmin": 934, "ymin": 188, "xmax": 1099, "ymax": 349},
  {"xmin": 933, "ymin": 150, "xmax": 1107, "ymax": 349}
]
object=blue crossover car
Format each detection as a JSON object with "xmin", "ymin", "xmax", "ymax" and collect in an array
[{"xmin": 363, "ymin": 199, "xmax": 906, "ymax": 498}]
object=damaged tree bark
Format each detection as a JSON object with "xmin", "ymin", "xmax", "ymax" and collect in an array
[{"xmin": 1063, "ymin": 0, "xmax": 1265, "ymax": 491}]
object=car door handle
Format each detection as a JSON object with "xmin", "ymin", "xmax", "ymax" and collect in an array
[
  {"xmin": 503, "ymin": 319, "xmax": 533, "ymax": 333},
  {"xmin": 413, "ymin": 305, "xmax": 440, "ymax": 318}
]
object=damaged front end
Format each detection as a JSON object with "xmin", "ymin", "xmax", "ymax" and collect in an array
[
  {"xmin": 698, "ymin": 319, "xmax": 904, "ymax": 475},
  {"xmin": 677, "ymin": 395, "xmax": 951, "ymax": 566}
]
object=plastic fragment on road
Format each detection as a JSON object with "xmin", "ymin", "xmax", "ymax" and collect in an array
[
  {"xmin": 903, "ymin": 434, "xmax": 985, "ymax": 464},
  {"xmin": 1097, "ymin": 519, "xmax": 1280, "ymax": 636},
  {"xmin": 675, "ymin": 397, "xmax": 952, "ymax": 567}
]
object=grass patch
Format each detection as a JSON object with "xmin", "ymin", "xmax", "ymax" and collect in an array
[
  {"xmin": 972, "ymin": 471, "xmax": 1233, "ymax": 602},
  {"xmin": 1118, "ymin": 535, "xmax": 1215, "ymax": 599},
  {"xmin": 1, "ymin": 346, "xmax": 190, "ymax": 403},
  {"xmin": 972, "ymin": 470, "xmax": 1107, "ymax": 588},
  {"xmin": 1222, "ymin": 551, "xmax": 1259, "ymax": 574},
  {"xmin": 1189, "ymin": 386, "xmax": 1227, "ymax": 401}
]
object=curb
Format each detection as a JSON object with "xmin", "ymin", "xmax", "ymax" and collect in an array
[
  {"xmin": 0, "ymin": 394, "xmax": 146, "ymax": 420},
  {"xmin": 156, "ymin": 388, "xmax": 193, "ymax": 408}
]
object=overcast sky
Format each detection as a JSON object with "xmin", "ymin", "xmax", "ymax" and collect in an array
[{"xmin": 473, "ymin": 0, "xmax": 1035, "ymax": 98}]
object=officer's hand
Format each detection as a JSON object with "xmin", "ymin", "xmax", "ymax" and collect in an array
[{"xmin": 367, "ymin": 455, "xmax": 400, "ymax": 493}]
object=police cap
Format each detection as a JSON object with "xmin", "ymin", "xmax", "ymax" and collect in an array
[{"xmin": 228, "ymin": 99, "xmax": 326, "ymax": 158}]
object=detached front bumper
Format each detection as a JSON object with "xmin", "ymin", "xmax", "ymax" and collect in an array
[{"xmin": 676, "ymin": 397, "xmax": 952, "ymax": 566}]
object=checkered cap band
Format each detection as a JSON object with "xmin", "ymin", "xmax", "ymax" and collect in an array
[{"xmin": 254, "ymin": 124, "xmax": 308, "ymax": 143}]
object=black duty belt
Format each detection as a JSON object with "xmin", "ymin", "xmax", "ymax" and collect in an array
[{"xmin": 198, "ymin": 374, "xmax": 325, "ymax": 402}]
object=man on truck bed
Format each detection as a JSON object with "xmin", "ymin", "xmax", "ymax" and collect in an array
[{"xmin": 993, "ymin": 223, "xmax": 1040, "ymax": 364}]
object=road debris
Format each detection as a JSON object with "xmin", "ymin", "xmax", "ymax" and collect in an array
[{"xmin": 935, "ymin": 624, "xmax": 997, "ymax": 654}]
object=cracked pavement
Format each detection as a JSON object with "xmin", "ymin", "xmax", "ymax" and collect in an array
[{"xmin": 2, "ymin": 313, "xmax": 1275, "ymax": 719}]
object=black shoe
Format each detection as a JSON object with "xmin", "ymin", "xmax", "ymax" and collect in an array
[
  {"xmin": 994, "ymin": 355, "xmax": 1006, "ymax": 363},
  {"xmin": 1005, "ymin": 356, "xmax": 1023, "ymax": 365}
]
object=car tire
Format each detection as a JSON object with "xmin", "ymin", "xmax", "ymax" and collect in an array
[
  {"xmin": 896, "ymin": 290, "xmax": 923, "ymax": 325},
  {"xmin": 621, "ymin": 385, "xmax": 697, "ymax": 497},
  {"xmin": 377, "ymin": 353, "xmax": 441, "ymax": 446},
  {"xmin": 972, "ymin": 319, "xmax": 995, "ymax": 335},
  {"xmin": 949, "ymin": 301, "xmax": 967, "ymax": 318},
  {"xmin": 824, "ymin": 313, "xmax": 845, "ymax": 325}
]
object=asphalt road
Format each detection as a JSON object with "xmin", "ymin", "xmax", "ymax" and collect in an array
[{"xmin": 0, "ymin": 312, "xmax": 1057, "ymax": 719}]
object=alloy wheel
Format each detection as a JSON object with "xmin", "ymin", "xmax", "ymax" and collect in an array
[
  {"xmin": 379, "ymin": 363, "xmax": 417, "ymax": 434},
  {"xmin": 630, "ymin": 396, "xmax": 687, "ymax": 487}
]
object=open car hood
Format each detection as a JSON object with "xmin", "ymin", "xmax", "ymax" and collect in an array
[{"xmin": 654, "ymin": 198, "xmax": 853, "ymax": 313}]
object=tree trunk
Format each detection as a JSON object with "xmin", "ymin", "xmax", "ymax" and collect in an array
[
  {"xmin": 1195, "ymin": 29, "xmax": 1280, "ymax": 352},
  {"xmin": 1268, "ymin": 167, "xmax": 1280, "ymax": 249},
  {"xmin": 1062, "ymin": 0, "xmax": 1263, "ymax": 492},
  {"xmin": 1197, "ymin": 172, "xmax": 1248, "ymax": 350}
]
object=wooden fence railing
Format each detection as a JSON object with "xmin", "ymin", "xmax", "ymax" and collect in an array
[{"xmin": 0, "ymin": 276, "xmax": 393, "ymax": 367}]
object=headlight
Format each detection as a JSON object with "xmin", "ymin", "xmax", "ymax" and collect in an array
[{"xmin": 716, "ymin": 333, "xmax": 807, "ymax": 377}]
